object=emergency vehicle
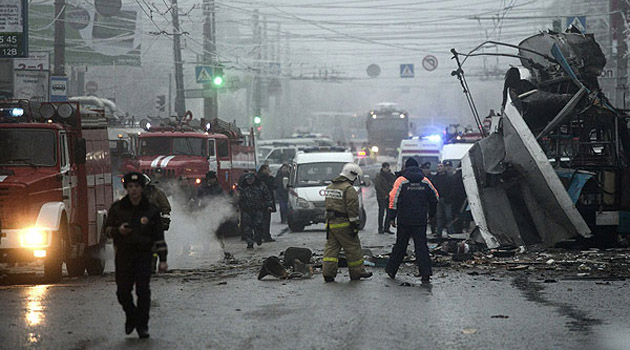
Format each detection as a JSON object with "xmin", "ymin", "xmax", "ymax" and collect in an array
[
  {"xmin": 0, "ymin": 100, "xmax": 112, "ymax": 282},
  {"xmin": 396, "ymin": 136, "xmax": 442, "ymax": 172},
  {"xmin": 122, "ymin": 116, "xmax": 255, "ymax": 196},
  {"xmin": 286, "ymin": 148, "xmax": 367, "ymax": 232}
]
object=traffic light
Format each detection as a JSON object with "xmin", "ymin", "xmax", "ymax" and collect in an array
[
  {"xmin": 212, "ymin": 67, "xmax": 224, "ymax": 88},
  {"xmin": 253, "ymin": 115, "xmax": 262, "ymax": 135},
  {"xmin": 155, "ymin": 95, "xmax": 166, "ymax": 112}
]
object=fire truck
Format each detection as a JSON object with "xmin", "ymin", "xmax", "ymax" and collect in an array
[
  {"xmin": 122, "ymin": 116, "xmax": 256, "ymax": 196},
  {"xmin": 0, "ymin": 100, "xmax": 112, "ymax": 282}
]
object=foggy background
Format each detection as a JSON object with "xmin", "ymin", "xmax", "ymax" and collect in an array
[{"xmin": 25, "ymin": 0, "xmax": 623, "ymax": 138}]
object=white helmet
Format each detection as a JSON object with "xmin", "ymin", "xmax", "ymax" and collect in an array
[{"xmin": 339, "ymin": 162, "xmax": 363, "ymax": 182}]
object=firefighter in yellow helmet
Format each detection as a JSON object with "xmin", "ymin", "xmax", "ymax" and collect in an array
[{"xmin": 322, "ymin": 163, "xmax": 373, "ymax": 282}]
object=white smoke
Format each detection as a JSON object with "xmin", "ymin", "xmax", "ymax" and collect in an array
[{"xmin": 166, "ymin": 193, "xmax": 236, "ymax": 269}]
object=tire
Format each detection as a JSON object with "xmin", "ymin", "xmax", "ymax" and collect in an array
[
  {"xmin": 66, "ymin": 255, "xmax": 85, "ymax": 277},
  {"xmin": 85, "ymin": 243, "xmax": 106, "ymax": 276},
  {"xmin": 288, "ymin": 215, "xmax": 305, "ymax": 232},
  {"xmin": 44, "ymin": 228, "xmax": 64, "ymax": 283},
  {"xmin": 358, "ymin": 208, "xmax": 367, "ymax": 230}
]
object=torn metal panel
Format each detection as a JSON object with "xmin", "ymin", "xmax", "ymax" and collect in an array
[{"xmin": 462, "ymin": 95, "xmax": 591, "ymax": 248}]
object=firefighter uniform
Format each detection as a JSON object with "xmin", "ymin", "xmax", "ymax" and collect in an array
[{"xmin": 323, "ymin": 174, "xmax": 370, "ymax": 281}]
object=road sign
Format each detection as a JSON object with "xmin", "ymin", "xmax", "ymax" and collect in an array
[
  {"xmin": 50, "ymin": 76, "xmax": 68, "ymax": 102},
  {"xmin": 184, "ymin": 89, "xmax": 213, "ymax": 99},
  {"xmin": 422, "ymin": 55, "xmax": 438, "ymax": 71},
  {"xmin": 0, "ymin": 0, "xmax": 28, "ymax": 58},
  {"xmin": 566, "ymin": 16, "xmax": 586, "ymax": 32},
  {"xmin": 195, "ymin": 65, "xmax": 213, "ymax": 83},
  {"xmin": 400, "ymin": 64, "xmax": 414, "ymax": 78},
  {"xmin": 366, "ymin": 64, "xmax": 381, "ymax": 78},
  {"xmin": 268, "ymin": 62, "xmax": 281, "ymax": 76},
  {"xmin": 85, "ymin": 81, "xmax": 98, "ymax": 94},
  {"xmin": 13, "ymin": 52, "xmax": 50, "ymax": 71}
]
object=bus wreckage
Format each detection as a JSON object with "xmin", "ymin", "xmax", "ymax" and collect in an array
[{"xmin": 452, "ymin": 30, "xmax": 630, "ymax": 249}]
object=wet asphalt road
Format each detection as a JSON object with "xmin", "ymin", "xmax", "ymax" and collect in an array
[{"xmin": 1, "ymin": 186, "xmax": 630, "ymax": 349}]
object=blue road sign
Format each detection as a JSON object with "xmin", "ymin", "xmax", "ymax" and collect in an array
[
  {"xmin": 400, "ymin": 64, "xmax": 414, "ymax": 78},
  {"xmin": 50, "ymin": 76, "xmax": 68, "ymax": 102},
  {"xmin": 195, "ymin": 66, "xmax": 213, "ymax": 83},
  {"xmin": 566, "ymin": 16, "xmax": 586, "ymax": 32}
]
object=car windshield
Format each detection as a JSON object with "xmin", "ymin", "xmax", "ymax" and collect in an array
[
  {"xmin": 139, "ymin": 137, "xmax": 206, "ymax": 156},
  {"xmin": 296, "ymin": 162, "xmax": 346, "ymax": 187},
  {"xmin": 0, "ymin": 129, "xmax": 57, "ymax": 166}
]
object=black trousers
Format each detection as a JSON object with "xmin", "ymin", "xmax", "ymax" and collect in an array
[
  {"xmin": 262, "ymin": 210, "xmax": 272, "ymax": 240},
  {"xmin": 386, "ymin": 224, "xmax": 432, "ymax": 277},
  {"xmin": 115, "ymin": 250, "xmax": 153, "ymax": 329},
  {"xmin": 242, "ymin": 210, "xmax": 264, "ymax": 244},
  {"xmin": 377, "ymin": 198, "xmax": 391, "ymax": 231}
]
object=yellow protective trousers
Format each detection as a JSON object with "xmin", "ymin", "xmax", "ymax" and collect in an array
[{"xmin": 323, "ymin": 221, "xmax": 367, "ymax": 280}]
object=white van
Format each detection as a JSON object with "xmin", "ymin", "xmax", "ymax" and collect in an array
[
  {"xmin": 286, "ymin": 149, "xmax": 366, "ymax": 232},
  {"xmin": 396, "ymin": 137, "xmax": 441, "ymax": 172},
  {"xmin": 440, "ymin": 143, "xmax": 474, "ymax": 169}
]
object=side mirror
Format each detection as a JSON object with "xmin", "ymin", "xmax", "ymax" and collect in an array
[
  {"xmin": 282, "ymin": 177, "xmax": 289, "ymax": 188},
  {"xmin": 75, "ymin": 138, "xmax": 87, "ymax": 164}
]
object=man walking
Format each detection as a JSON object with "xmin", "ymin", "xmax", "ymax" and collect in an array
[
  {"xmin": 432, "ymin": 161, "xmax": 455, "ymax": 239},
  {"xmin": 322, "ymin": 163, "xmax": 373, "ymax": 282},
  {"xmin": 258, "ymin": 164, "xmax": 277, "ymax": 242},
  {"xmin": 374, "ymin": 162, "xmax": 396, "ymax": 234},
  {"xmin": 385, "ymin": 158, "xmax": 438, "ymax": 283},
  {"xmin": 237, "ymin": 172, "xmax": 273, "ymax": 249},
  {"xmin": 275, "ymin": 163, "xmax": 290, "ymax": 224},
  {"xmin": 105, "ymin": 172, "xmax": 168, "ymax": 338}
]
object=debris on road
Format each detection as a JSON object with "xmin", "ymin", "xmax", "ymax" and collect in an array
[{"xmin": 258, "ymin": 256, "xmax": 289, "ymax": 280}]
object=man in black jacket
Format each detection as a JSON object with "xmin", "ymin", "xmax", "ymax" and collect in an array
[
  {"xmin": 258, "ymin": 164, "xmax": 277, "ymax": 242},
  {"xmin": 238, "ymin": 172, "xmax": 274, "ymax": 248},
  {"xmin": 105, "ymin": 172, "xmax": 168, "ymax": 339},
  {"xmin": 275, "ymin": 163, "xmax": 290, "ymax": 224},
  {"xmin": 432, "ymin": 161, "xmax": 455, "ymax": 239},
  {"xmin": 385, "ymin": 158, "xmax": 438, "ymax": 283},
  {"xmin": 374, "ymin": 162, "xmax": 396, "ymax": 234}
]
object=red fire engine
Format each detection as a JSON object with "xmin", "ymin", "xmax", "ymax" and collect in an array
[
  {"xmin": 122, "ymin": 116, "xmax": 256, "ymax": 195},
  {"xmin": 0, "ymin": 100, "xmax": 113, "ymax": 282}
]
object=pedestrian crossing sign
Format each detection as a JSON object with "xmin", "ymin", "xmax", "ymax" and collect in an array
[
  {"xmin": 400, "ymin": 64, "xmax": 414, "ymax": 78},
  {"xmin": 566, "ymin": 16, "xmax": 586, "ymax": 33},
  {"xmin": 195, "ymin": 66, "xmax": 213, "ymax": 83}
]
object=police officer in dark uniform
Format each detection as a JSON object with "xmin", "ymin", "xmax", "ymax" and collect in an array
[{"xmin": 105, "ymin": 172, "xmax": 168, "ymax": 339}]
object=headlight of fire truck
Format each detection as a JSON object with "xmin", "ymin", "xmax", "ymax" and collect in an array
[
  {"xmin": 20, "ymin": 227, "xmax": 51, "ymax": 248},
  {"xmin": 297, "ymin": 197, "xmax": 311, "ymax": 209},
  {"xmin": 371, "ymin": 146, "xmax": 379, "ymax": 153}
]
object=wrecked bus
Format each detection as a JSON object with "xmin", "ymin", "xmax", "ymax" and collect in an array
[{"xmin": 453, "ymin": 30, "xmax": 630, "ymax": 248}]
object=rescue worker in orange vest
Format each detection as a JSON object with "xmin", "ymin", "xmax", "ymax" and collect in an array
[{"xmin": 322, "ymin": 163, "xmax": 373, "ymax": 282}]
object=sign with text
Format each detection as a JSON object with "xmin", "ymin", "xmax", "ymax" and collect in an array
[
  {"xmin": 13, "ymin": 51, "xmax": 49, "ymax": 71},
  {"xmin": 0, "ymin": 0, "xmax": 28, "ymax": 58},
  {"xmin": 14, "ymin": 70, "xmax": 49, "ymax": 101}
]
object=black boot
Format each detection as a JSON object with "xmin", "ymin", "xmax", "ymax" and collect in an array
[
  {"xmin": 137, "ymin": 327, "xmax": 150, "ymax": 339},
  {"xmin": 124, "ymin": 313, "xmax": 135, "ymax": 335},
  {"xmin": 350, "ymin": 272, "xmax": 373, "ymax": 281}
]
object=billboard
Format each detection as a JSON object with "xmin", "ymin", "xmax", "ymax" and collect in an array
[
  {"xmin": 29, "ymin": 2, "xmax": 142, "ymax": 66},
  {"xmin": 0, "ymin": 0, "xmax": 28, "ymax": 58}
]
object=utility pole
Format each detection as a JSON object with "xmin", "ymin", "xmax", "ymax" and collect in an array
[
  {"xmin": 203, "ymin": 0, "xmax": 218, "ymax": 119},
  {"xmin": 53, "ymin": 0, "xmax": 65, "ymax": 76},
  {"xmin": 614, "ymin": 0, "xmax": 628, "ymax": 108},
  {"xmin": 252, "ymin": 10, "xmax": 262, "ymax": 128},
  {"xmin": 171, "ymin": 0, "xmax": 186, "ymax": 116}
]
